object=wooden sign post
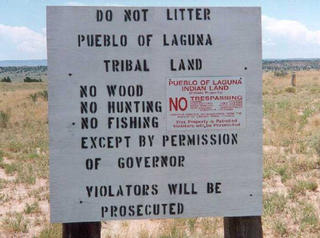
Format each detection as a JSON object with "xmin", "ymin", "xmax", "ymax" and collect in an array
[
  {"xmin": 47, "ymin": 6, "xmax": 263, "ymax": 237},
  {"xmin": 224, "ymin": 217, "xmax": 263, "ymax": 238},
  {"xmin": 63, "ymin": 222, "xmax": 101, "ymax": 238},
  {"xmin": 291, "ymin": 72, "xmax": 296, "ymax": 87},
  {"xmin": 63, "ymin": 219, "xmax": 263, "ymax": 237}
]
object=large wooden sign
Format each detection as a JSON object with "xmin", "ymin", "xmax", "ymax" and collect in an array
[{"xmin": 47, "ymin": 6, "xmax": 262, "ymax": 223}]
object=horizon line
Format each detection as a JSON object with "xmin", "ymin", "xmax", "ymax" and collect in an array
[{"xmin": 1, "ymin": 58, "xmax": 320, "ymax": 62}]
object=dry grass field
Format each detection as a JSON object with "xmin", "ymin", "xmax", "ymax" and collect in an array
[{"xmin": 0, "ymin": 71, "xmax": 319, "ymax": 237}]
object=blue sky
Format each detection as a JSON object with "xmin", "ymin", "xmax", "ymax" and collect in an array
[{"xmin": 0, "ymin": 0, "xmax": 319, "ymax": 60}]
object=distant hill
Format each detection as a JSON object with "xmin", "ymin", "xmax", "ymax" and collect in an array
[
  {"xmin": 0, "ymin": 65, "xmax": 47, "ymax": 82},
  {"xmin": 0, "ymin": 59, "xmax": 47, "ymax": 67},
  {"xmin": 0, "ymin": 59, "xmax": 319, "ymax": 82},
  {"xmin": 263, "ymin": 59, "xmax": 320, "ymax": 71}
]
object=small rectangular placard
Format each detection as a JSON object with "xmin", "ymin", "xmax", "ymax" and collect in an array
[{"xmin": 167, "ymin": 76, "xmax": 246, "ymax": 130}]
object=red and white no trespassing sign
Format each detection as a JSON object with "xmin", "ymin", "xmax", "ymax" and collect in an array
[{"xmin": 167, "ymin": 76, "xmax": 246, "ymax": 130}]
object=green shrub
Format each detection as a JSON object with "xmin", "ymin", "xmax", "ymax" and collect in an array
[
  {"xmin": 29, "ymin": 93, "xmax": 38, "ymax": 103},
  {"xmin": 1, "ymin": 76, "xmax": 11, "ymax": 82},
  {"xmin": 274, "ymin": 71, "xmax": 288, "ymax": 77},
  {"xmin": 0, "ymin": 111, "xmax": 10, "ymax": 128},
  {"xmin": 24, "ymin": 202, "xmax": 40, "ymax": 214},
  {"xmin": 300, "ymin": 203, "xmax": 319, "ymax": 231},
  {"xmin": 39, "ymin": 90, "xmax": 48, "ymax": 101},
  {"xmin": 38, "ymin": 224, "xmax": 62, "ymax": 238},
  {"xmin": 1, "ymin": 213, "xmax": 29, "ymax": 233},
  {"xmin": 274, "ymin": 221, "xmax": 287, "ymax": 236},
  {"xmin": 264, "ymin": 193, "xmax": 286, "ymax": 216},
  {"xmin": 24, "ymin": 77, "xmax": 42, "ymax": 83},
  {"xmin": 285, "ymin": 87, "xmax": 296, "ymax": 93},
  {"xmin": 29, "ymin": 90, "xmax": 48, "ymax": 102},
  {"xmin": 310, "ymin": 134, "xmax": 320, "ymax": 156},
  {"xmin": 289, "ymin": 181, "xmax": 318, "ymax": 199}
]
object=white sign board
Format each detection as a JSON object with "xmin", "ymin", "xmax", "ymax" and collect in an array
[{"xmin": 47, "ymin": 6, "xmax": 262, "ymax": 223}]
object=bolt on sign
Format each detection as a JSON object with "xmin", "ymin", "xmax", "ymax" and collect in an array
[{"xmin": 47, "ymin": 6, "xmax": 262, "ymax": 223}]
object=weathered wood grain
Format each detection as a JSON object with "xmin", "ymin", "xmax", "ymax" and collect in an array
[
  {"xmin": 63, "ymin": 222, "xmax": 101, "ymax": 238},
  {"xmin": 224, "ymin": 216, "xmax": 263, "ymax": 238}
]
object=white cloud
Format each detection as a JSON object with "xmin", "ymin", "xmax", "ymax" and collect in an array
[
  {"xmin": 262, "ymin": 15, "xmax": 320, "ymax": 46},
  {"xmin": 66, "ymin": 2, "xmax": 86, "ymax": 6},
  {"xmin": 1, "ymin": 14, "xmax": 318, "ymax": 60},
  {"xmin": 0, "ymin": 24, "xmax": 46, "ymax": 58},
  {"xmin": 66, "ymin": 2, "xmax": 124, "ymax": 6},
  {"xmin": 262, "ymin": 38, "xmax": 275, "ymax": 46}
]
